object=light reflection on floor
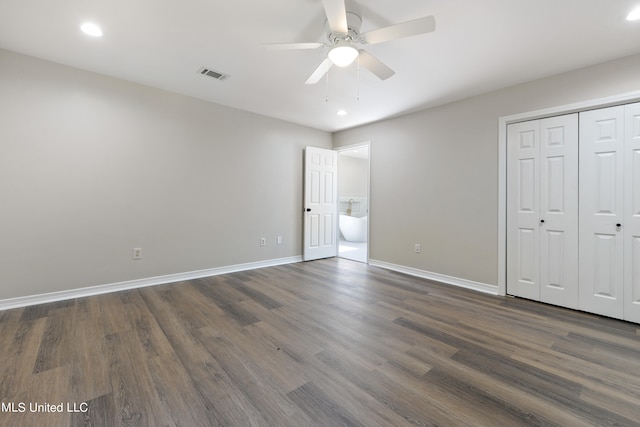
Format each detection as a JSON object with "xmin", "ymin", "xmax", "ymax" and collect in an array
[{"xmin": 338, "ymin": 239, "xmax": 367, "ymax": 263}]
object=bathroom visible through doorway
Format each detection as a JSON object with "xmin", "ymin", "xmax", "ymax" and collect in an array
[{"xmin": 337, "ymin": 143, "xmax": 369, "ymax": 263}]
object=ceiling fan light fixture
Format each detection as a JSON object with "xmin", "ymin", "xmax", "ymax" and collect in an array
[{"xmin": 328, "ymin": 41, "xmax": 358, "ymax": 67}]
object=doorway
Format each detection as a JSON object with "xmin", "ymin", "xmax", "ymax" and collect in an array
[{"xmin": 337, "ymin": 143, "xmax": 370, "ymax": 263}]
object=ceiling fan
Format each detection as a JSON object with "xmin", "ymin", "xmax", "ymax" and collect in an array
[{"xmin": 267, "ymin": 0, "xmax": 436, "ymax": 84}]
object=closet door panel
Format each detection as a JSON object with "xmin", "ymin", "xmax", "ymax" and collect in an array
[
  {"xmin": 592, "ymin": 233, "xmax": 618, "ymax": 295},
  {"xmin": 543, "ymin": 230, "xmax": 565, "ymax": 284},
  {"xmin": 507, "ymin": 121, "xmax": 540, "ymax": 300},
  {"xmin": 579, "ymin": 106, "xmax": 624, "ymax": 319},
  {"xmin": 539, "ymin": 115, "xmax": 579, "ymax": 308},
  {"xmin": 624, "ymin": 103, "xmax": 640, "ymax": 322},
  {"xmin": 629, "ymin": 236, "xmax": 640, "ymax": 322}
]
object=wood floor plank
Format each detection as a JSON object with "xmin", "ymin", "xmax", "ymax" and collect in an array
[
  {"xmin": 194, "ymin": 328, "xmax": 306, "ymax": 426},
  {"xmin": 70, "ymin": 317, "xmax": 111, "ymax": 404},
  {"xmin": 244, "ymin": 312, "xmax": 326, "ymax": 359},
  {"xmin": 286, "ymin": 381, "xmax": 365, "ymax": 427},
  {"xmin": 405, "ymin": 340, "xmax": 597, "ymax": 426},
  {"xmin": 137, "ymin": 286, "xmax": 228, "ymax": 382},
  {"xmin": 32, "ymin": 310, "xmax": 75, "ymax": 374},
  {"xmin": 104, "ymin": 330, "xmax": 175, "ymax": 426},
  {"xmin": 0, "ymin": 317, "xmax": 47, "ymax": 400},
  {"xmin": 227, "ymin": 308, "xmax": 310, "ymax": 392},
  {"xmin": 315, "ymin": 348, "xmax": 477, "ymax": 426},
  {"xmin": 146, "ymin": 351, "xmax": 219, "ymax": 426},
  {"xmin": 70, "ymin": 392, "xmax": 116, "ymax": 427},
  {"xmin": 423, "ymin": 367, "xmax": 558, "ymax": 426},
  {"xmin": 300, "ymin": 355, "xmax": 417, "ymax": 427},
  {"xmin": 151, "ymin": 282, "xmax": 215, "ymax": 331},
  {"xmin": 0, "ymin": 258, "xmax": 639, "ymax": 426},
  {"xmin": 226, "ymin": 279, "xmax": 283, "ymax": 310},
  {"xmin": 192, "ymin": 373, "xmax": 270, "ymax": 427},
  {"xmin": 511, "ymin": 342, "xmax": 640, "ymax": 400}
]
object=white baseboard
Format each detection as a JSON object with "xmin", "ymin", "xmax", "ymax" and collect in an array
[
  {"xmin": 0, "ymin": 256, "xmax": 303, "ymax": 311},
  {"xmin": 369, "ymin": 259, "xmax": 498, "ymax": 295}
]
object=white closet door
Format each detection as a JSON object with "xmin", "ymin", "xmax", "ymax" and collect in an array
[
  {"xmin": 507, "ymin": 120, "xmax": 540, "ymax": 300},
  {"xmin": 624, "ymin": 103, "xmax": 640, "ymax": 322},
  {"xmin": 507, "ymin": 115, "xmax": 578, "ymax": 306},
  {"xmin": 539, "ymin": 115, "xmax": 579, "ymax": 309},
  {"xmin": 579, "ymin": 106, "xmax": 625, "ymax": 319}
]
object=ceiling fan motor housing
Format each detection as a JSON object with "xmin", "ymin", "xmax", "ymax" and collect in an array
[{"xmin": 327, "ymin": 12, "xmax": 362, "ymax": 44}]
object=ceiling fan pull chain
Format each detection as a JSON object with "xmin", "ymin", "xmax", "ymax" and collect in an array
[
  {"xmin": 357, "ymin": 56, "xmax": 361, "ymax": 101},
  {"xmin": 325, "ymin": 69, "xmax": 330, "ymax": 102}
]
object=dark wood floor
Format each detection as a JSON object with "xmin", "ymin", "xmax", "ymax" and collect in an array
[{"xmin": 1, "ymin": 258, "xmax": 639, "ymax": 426}]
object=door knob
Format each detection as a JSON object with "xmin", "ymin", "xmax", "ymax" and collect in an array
[
  {"xmin": 616, "ymin": 223, "xmax": 622, "ymax": 228},
  {"xmin": 540, "ymin": 219, "xmax": 545, "ymax": 224},
  {"xmin": 305, "ymin": 208, "xmax": 311, "ymax": 212}
]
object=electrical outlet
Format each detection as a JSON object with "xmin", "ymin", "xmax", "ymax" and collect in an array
[
  {"xmin": 133, "ymin": 247, "xmax": 142, "ymax": 260},
  {"xmin": 260, "ymin": 237, "xmax": 266, "ymax": 246},
  {"xmin": 277, "ymin": 236, "xmax": 283, "ymax": 245},
  {"xmin": 414, "ymin": 243, "xmax": 421, "ymax": 253}
]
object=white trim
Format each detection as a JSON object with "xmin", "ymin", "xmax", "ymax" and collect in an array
[
  {"xmin": 370, "ymin": 259, "xmax": 498, "ymax": 295},
  {"xmin": 0, "ymin": 256, "xmax": 302, "ymax": 311},
  {"xmin": 498, "ymin": 90, "xmax": 640, "ymax": 297},
  {"xmin": 497, "ymin": 117, "xmax": 508, "ymax": 296}
]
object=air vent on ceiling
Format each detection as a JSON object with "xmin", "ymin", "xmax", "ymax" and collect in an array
[{"xmin": 198, "ymin": 67, "xmax": 229, "ymax": 81}]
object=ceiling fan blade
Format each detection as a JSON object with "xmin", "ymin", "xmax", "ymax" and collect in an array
[
  {"xmin": 264, "ymin": 42, "xmax": 326, "ymax": 51},
  {"xmin": 361, "ymin": 15, "xmax": 436, "ymax": 45},
  {"xmin": 305, "ymin": 58, "xmax": 333, "ymax": 84},
  {"xmin": 322, "ymin": 0, "xmax": 348, "ymax": 34},
  {"xmin": 358, "ymin": 50, "xmax": 395, "ymax": 80}
]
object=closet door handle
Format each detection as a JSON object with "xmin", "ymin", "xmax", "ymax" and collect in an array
[
  {"xmin": 540, "ymin": 219, "xmax": 545, "ymax": 224},
  {"xmin": 616, "ymin": 223, "xmax": 622, "ymax": 228}
]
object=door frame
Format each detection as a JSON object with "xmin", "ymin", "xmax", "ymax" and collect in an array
[
  {"xmin": 336, "ymin": 142, "xmax": 371, "ymax": 264},
  {"xmin": 498, "ymin": 89, "xmax": 640, "ymax": 296}
]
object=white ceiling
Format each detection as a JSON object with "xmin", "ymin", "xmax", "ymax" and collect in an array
[{"xmin": 1, "ymin": 0, "xmax": 640, "ymax": 132}]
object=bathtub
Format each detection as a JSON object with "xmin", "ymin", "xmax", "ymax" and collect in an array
[{"xmin": 339, "ymin": 215, "xmax": 367, "ymax": 242}]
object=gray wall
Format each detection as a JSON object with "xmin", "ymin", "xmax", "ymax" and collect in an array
[
  {"xmin": 333, "ymin": 53, "xmax": 640, "ymax": 287},
  {"xmin": 338, "ymin": 156, "xmax": 368, "ymax": 198},
  {"xmin": 3, "ymin": 46, "xmax": 640, "ymax": 302},
  {"xmin": 0, "ymin": 49, "xmax": 331, "ymax": 300}
]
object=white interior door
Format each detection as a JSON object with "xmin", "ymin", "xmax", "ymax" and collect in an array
[
  {"xmin": 507, "ymin": 120, "xmax": 541, "ymax": 301},
  {"xmin": 579, "ymin": 106, "xmax": 625, "ymax": 319},
  {"xmin": 303, "ymin": 146, "xmax": 338, "ymax": 261},
  {"xmin": 624, "ymin": 103, "xmax": 640, "ymax": 322}
]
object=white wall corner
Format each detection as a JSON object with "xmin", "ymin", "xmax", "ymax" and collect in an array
[
  {"xmin": 0, "ymin": 256, "xmax": 303, "ymax": 311},
  {"xmin": 369, "ymin": 259, "xmax": 499, "ymax": 296}
]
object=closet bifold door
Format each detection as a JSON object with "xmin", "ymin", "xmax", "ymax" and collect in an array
[
  {"xmin": 624, "ymin": 102, "xmax": 640, "ymax": 323},
  {"xmin": 506, "ymin": 114, "xmax": 578, "ymax": 308},
  {"xmin": 507, "ymin": 120, "xmax": 541, "ymax": 301},
  {"xmin": 538, "ymin": 115, "xmax": 579, "ymax": 309},
  {"xmin": 579, "ymin": 106, "xmax": 625, "ymax": 319}
]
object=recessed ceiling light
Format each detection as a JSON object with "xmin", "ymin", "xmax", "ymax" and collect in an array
[
  {"xmin": 80, "ymin": 22, "xmax": 103, "ymax": 37},
  {"xmin": 627, "ymin": 6, "xmax": 640, "ymax": 21},
  {"xmin": 337, "ymin": 109, "xmax": 347, "ymax": 116}
]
